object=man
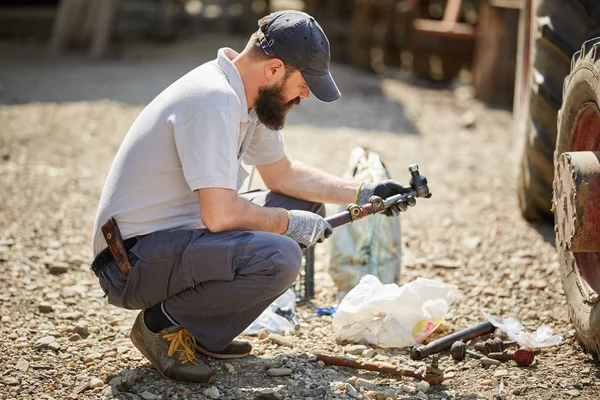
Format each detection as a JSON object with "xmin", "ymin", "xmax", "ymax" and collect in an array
[{"xmin": 91, "ymin": 10, "xmax": 412, "ymax": 383}]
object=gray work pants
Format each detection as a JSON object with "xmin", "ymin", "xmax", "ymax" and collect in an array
[{"xmin": 98, "ymin": 190, "xmax": 325, "ymax": 350}]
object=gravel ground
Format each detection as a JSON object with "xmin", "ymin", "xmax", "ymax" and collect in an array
[{"xmin": 1, "ymin": 35, "xmax": 599, "ymax": 400}]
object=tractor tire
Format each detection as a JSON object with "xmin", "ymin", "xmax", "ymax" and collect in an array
[
  {"xmin": 554, "ymin": 37, "xmax": 600, "ymax": 352},
  {"xmin": 516, "ymin": 0, "xmax": 600, "ymax": 221}
]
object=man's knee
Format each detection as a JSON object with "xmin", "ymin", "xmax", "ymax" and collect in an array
[{"xmin": 269, "ymin": 236, "xmax": 302, "ymax": 290}]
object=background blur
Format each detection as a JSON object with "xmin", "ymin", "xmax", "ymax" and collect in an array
[{"xmin": 0, "ymin": 0, "xmax": 519, "ymax": 109}]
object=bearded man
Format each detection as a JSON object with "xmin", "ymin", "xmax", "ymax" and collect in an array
[{"xmin": 91, "ymin": 10, "xmax": 412, "ymax": 383}]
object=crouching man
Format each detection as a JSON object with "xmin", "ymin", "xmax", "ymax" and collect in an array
[{"xmin": 91, "ymin": 10, "xmax": 411, "ymax": 383}]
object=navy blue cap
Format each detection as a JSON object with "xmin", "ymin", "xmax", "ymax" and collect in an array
[{"xmin": 257, "ymin": 10, "xmax": 340, "ymax": 103}]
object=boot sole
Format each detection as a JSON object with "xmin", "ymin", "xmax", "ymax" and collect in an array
[{"xmin": 195, "ymin": 345, "xmax": 251, "ymax": 360}]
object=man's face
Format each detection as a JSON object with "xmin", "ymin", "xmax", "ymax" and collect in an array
[{"xmin": 255, "ymin": 70, "xmax": 310, "ymax": 131}]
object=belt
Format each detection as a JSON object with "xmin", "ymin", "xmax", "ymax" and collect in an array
[{"xmin": 91, "ymin": 237, "xmax": 140, "ymax": 277}]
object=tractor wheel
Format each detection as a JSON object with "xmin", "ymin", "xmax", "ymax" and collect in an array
[
  {"xmin": 554, "ymin": 37, "xmax": 600, "ymax": 352},
  {"xmin": 515, "ymin": 0, "xmax": 600, "ymax": 221}
]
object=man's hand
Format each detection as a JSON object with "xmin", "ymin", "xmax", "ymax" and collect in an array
[
  {"xmin": 284, "ymin": 210, "xmax": 333, "ymax": 248},
  {"xmin": 356, "ymin": 180, "xmax": 414, "ymax": 217}
]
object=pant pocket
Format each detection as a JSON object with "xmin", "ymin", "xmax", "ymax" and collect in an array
[
  {"xmin": 184, "ymin": 230, "xmax": 253, "ymax": 285},
  {"xmin": 122, "ymin": 229, "xmax": 198, "ymax": 309}
]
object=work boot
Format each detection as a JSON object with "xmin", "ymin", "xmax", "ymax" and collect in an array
[
  {"xmin": 130, "ymin": 311, "xmax": 216, "ymax": 383},
  {"xmin": 195, "ymin": 339, "xmax": 252, "ymax": 359}
]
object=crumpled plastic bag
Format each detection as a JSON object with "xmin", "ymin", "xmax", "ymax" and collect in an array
[
  {"xmin": 243, "ymin": 289, "xmax": 297, "ymax": 335},
  {"xmin": 332, "ymin": 274, "xmax": 459, "ymax": 348},
  {"xmin": 481, "ymin": 310, "xmax": 562, "ymax": 348},
  {"xmin": 329, "ymin": 147, "xmax": 402, "ymax": 300}
]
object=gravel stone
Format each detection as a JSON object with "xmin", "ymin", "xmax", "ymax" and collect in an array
[
  {"xmin": 69, "ymin": 333, "xmax": 82, "ymax": 341},
  {"xmin": 72, "ymin": 322, "xmax": 89, "ymax": 338},
  {"xmin": 139, "ymin": 391, "xmax": 158, "ymax": 400},
  {"xmin": 416, "ymin": 381, "xmax": 431, "ymax": 393},
  {"xmin": 48, "ymin": 262, "xmax": 69, "ymax": 274},
  {"xmin": 268, "ymin": 333, "xmax": 294, "ymax": 347},
  {"xmin": 34, "ymin": 336, "xmax": 57, "ymax": 349},
  {"xmin": 255, "ymin": 388, "xmax": 282, "ymax": 399},
  {"xmin": 481, "ymin": 357, "xmax": 501, "ymax": 366},
  {"xmin": 3, "ymin": 377, "xmax": 19, "ymax": 386},
  {"xmin": 204, "ymin": 386, "xmax": 220, "ymax": 399},
  {"xmin": 59, "ymin": 311, "xmax": 83, "ymax": 320},
  {"xmin": 15, "ymin": 358, "xmax": 29, "ymax": 372},
  {"xmin": 38, "ymin": 302, "xmax": 54, "ymax": 313},
  {"xmin": 47, "ymin": 341, "xmax": 61, "ymax": 351},
  {"xmin": 102, "ymin": 385, "xmax": 119, "ymax": 397},
  {"xmin": 266, "ymin": 368, "xmax": 293, "ymax": 377},
  {"xmin": 345, "ymin": 383, "xmax": 360, "ymax": 399},
  {"xmin": 344, "ymin": 344, "xmax": 368, "ymax": 355},
  {"xmin": 346, "ymin": 376, "xmax": 358, "ymax": 388},
  {"xmin": 494, "ymin": 369, "xmax": 509, "ymax": 378},
  {"xmin": 90, "ymin": 378, "xmax": 104, "ymax": 388},
  {"xmin": 362, "ymin": 349, "xmax": 376, "ymax": 358},
  {"xmin": 416, "ymin": 391, "xmax": 429, "ymax": 400},
  {"xmin": 565, "ymin": 389, "xmax": 581, "ymax": 397}
]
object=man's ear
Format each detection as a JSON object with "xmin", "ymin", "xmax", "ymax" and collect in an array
[{"xmin": 264, "ymin": 58, "xmax": 285, "ymax": 82}]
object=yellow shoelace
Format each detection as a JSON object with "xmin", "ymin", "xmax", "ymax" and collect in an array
[{"xmin": 162, "ymin": 328, "xmax": 198, "ymax": 365}]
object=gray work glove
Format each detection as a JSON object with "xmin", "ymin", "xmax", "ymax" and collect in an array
[
  {"xmin": 356, "ymin": 180, "xmax": 415, "ymax": 217},
  {"xmin": 284, "ymin": 210, "xmax": 333, "ymax": 248}
]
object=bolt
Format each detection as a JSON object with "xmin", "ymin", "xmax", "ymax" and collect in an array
[
  {"xmin": 408, "ymin": 164, "xmax": 419, "ymax": 173},
  {"xmin": 488, "ymin": 347, "xmax": 534, "ymax": 367},
  {"xmin": 480, "ymin": 357, "xmax": 501, "ymax": 366},
  {"xmin": 450, "ymin": 340, "xmax": 482, "ymax": 361},
  {"xmin": 474, "ymin": 338, "xmax": 515, "ymax": 355}
]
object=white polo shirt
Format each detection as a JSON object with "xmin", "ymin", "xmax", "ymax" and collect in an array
[{"xmin": 92, "ymin": 48, "xmax": 286, "ymax": 256}]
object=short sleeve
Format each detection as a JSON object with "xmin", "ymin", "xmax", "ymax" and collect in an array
[
  {"xmin": 173, "ymin": 109, "xmax": 239, "ymax": 191},
  {"xmin": 242, "ymin": 124, "xmax": 286, "ymax": 166}
]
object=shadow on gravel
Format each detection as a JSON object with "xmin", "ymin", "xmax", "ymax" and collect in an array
[
  {"xmin": 0, "ymin": 36, "xmax": 419, "ymax": 136},
  {"xmin": 527, "ymin": 222, "xmax": 555, "ymax": 247}
]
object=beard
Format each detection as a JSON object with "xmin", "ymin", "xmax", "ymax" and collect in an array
[{"xmin": 254, "ymin": 80, "xmax": 301, "ymax": 131}]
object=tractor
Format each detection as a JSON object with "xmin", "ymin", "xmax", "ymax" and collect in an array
[{"xmin": 516, "ymin": 0, "xmax": 600, "ymax": 351}]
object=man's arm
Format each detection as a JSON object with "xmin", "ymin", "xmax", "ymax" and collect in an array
[
  {"xmin": 198, "ymin": 188, "xmax": 289, "ymax": 233},
  {"xmin": 256, "ymin": 156, "xmax": 359, "ymax": 205}
]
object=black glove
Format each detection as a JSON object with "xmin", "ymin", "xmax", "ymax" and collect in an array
[{"xmin": 356, "ymin": 180, "xmax": 415, "ymax": 217}]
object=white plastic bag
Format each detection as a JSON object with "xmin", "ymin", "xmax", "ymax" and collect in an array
[
  {"xmin": 329, "ymin": 147, "xmax": 402, "ymax": 299},
  {"xmin": 243, "ymin": 288, "xmax": 297, "ymax": 335},
  {"xmin": 332, "ymin": 274, "xmax": 459, "ymax": 348},
  {"xmin": 481, "ymin": 310, "xmax": 562, "ymax": 348}
]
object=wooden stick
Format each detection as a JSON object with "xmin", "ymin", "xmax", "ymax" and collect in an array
[{"xmin": 315, "ymin": 354, "xmax": 444, "ymax": 384}]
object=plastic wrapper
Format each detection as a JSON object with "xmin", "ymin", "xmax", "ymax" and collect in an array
[
  {"xmin": 329, "ymin": 147, "xmax": 402, "ymax": 299},
  {"xmin": 243, "ymin": 288, "xmax": 297, "ymax": 335},
  {"xmin": 481, "ymin": 310, "xmax": 563, "ymax": 348},
  {"xmin": 332, "ymin": 274, "xmax": 459, "ymax": 348}
]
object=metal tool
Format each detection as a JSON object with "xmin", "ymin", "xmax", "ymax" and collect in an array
[
  {"xmin": 101, "ymin": 217, "xmax": 131, "ymax": 278},
  {"xmin": 315, "ymin": 353, "xmax": 444, "ymax": 385},
  {"xmin": 410, "ymin": 321, "xmax": 494, "ymax": 360},
  {"xmin": 326, "ymin": 164, "xmax": 431, "ymax": 229},
  {"xmin": 450, "ymin": 340, "xmax": 483, "ymax": 361},
  {"xmin": 474, "ymin": 337, "xmax": 517, "ymax": 355},
  {"xmin": 488, "ymin": 347, "xmax": 535, "ymax": 367}
]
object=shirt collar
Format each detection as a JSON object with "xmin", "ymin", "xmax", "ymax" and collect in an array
[{"xmin": 216, "ymin": 48, "xmax": 254, "ymax": 123}]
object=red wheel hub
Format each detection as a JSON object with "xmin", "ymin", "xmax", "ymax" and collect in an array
[
  {"xmin": 553, "ymin": 151, "xmax": 600, "ymax": 252},
  {"xmin": 553, "ymin": 102, "xmax": 600, "ymax": 296}
]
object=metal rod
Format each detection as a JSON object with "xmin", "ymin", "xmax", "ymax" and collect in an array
[
  {"xmin": 315, "ymin": 353, "xmax": 444, "ymax": 384},
  {"xmin": 410, "ymin": 321, "xmax": 494, "ymax": 360},
  {"xmin": 325, "ymin": 191, "xmax": 417, "ymax": 229}
]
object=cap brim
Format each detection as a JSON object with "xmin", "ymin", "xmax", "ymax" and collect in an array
[{"xmin": 301, "ymin": 69, "xmax": 340, "ymax": 103}]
